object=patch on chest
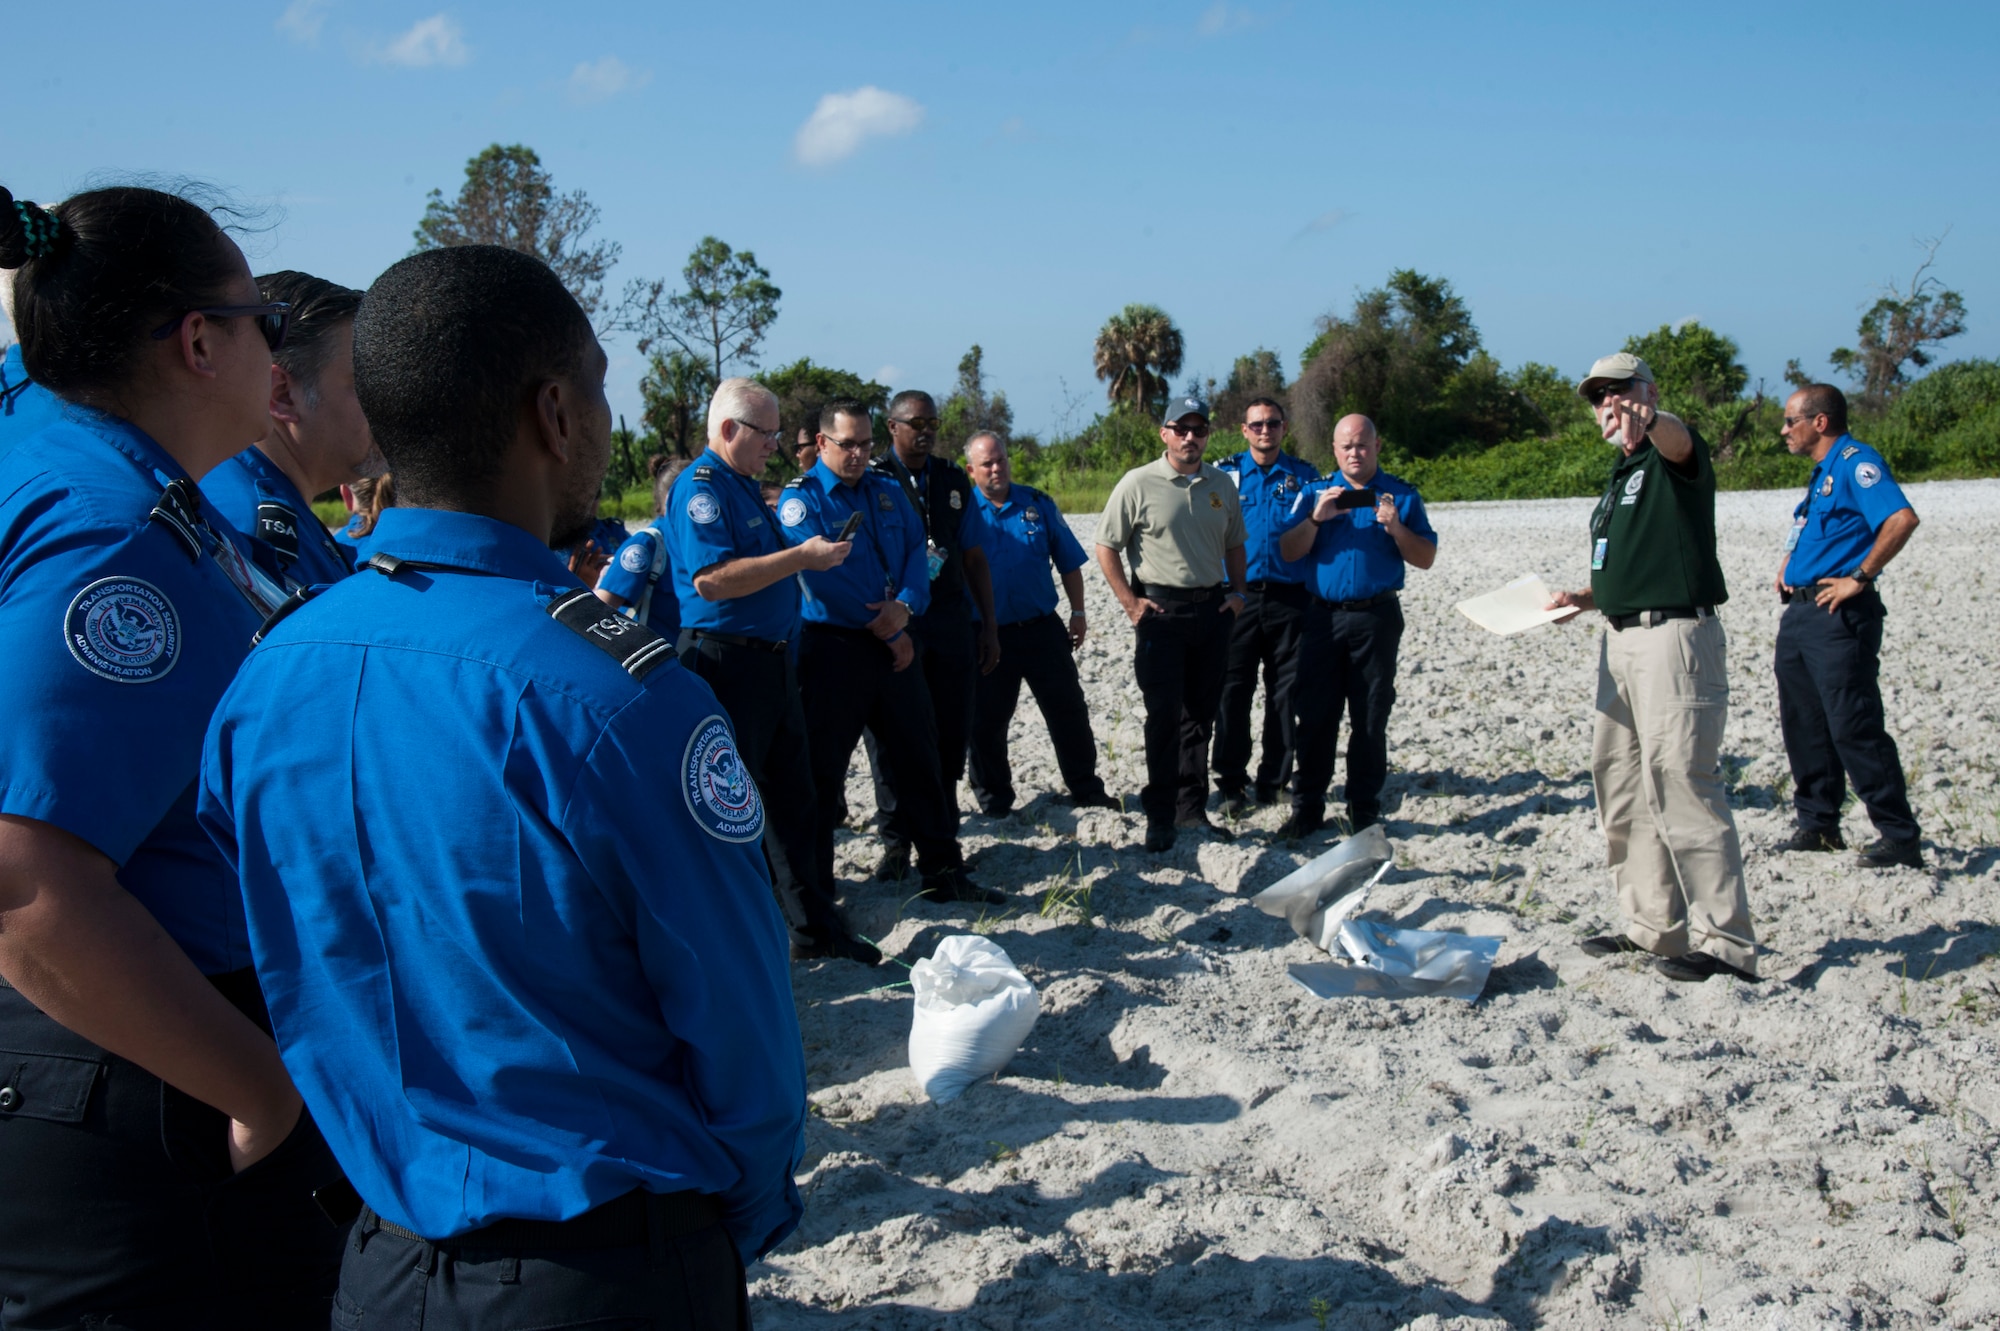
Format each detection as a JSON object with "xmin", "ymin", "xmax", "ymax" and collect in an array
[
  {"xmin": 1210, "ymin": 492, "xmax": 1223, "ymax": 509},
  {"xmin": 1620, "ymin": 470, "xmax": 1646, "ymax": 505},
  {"xmin": 683, "ymin": 715, "xmax": 764, "ymax": 843}
]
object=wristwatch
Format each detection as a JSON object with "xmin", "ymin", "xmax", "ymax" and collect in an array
[{"xmin": 1853, "ymin": 569, "xmax": 1876, "ymax": 584}]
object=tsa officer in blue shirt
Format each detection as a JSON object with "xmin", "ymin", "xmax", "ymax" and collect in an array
[
  {"xmin": 595, "ymin": 457, "xmax": 685, "ymax": 637},
  {"xmin": 0, "ymin": 183, "xmax": 343, "ymax": 1328},
  {"xmin": 202, "ymin": 271, "xmax": 380, "ymax": 589},
  {"xmin": 667, "ymin": 379, "xmax": 883, "ymax": 964},
  {"xmin": 1772, "ymin": 383, "xmax": 1924, "ymax": 869},
  {"xmin": 780, "ymin": 398, "xmax": 1000, "ymax": 906},
  {"xmin": 198, "ymin": 245, "xmax": 805, "ymax": 1329},
  {"xmin": 1276, "ymin": 413, "xmax": 1438, "ymax": 839},
  {"xmin": 1211, "ymin": 396, "xmax": 1319, "ymax": 819},
  {"xmin": 961, "ymin": 431, "xmax": 1118, "ymax": 818}
]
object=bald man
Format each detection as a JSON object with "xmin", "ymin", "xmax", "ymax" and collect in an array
[{"xmin": 1276, "ymin": 414, "xmax": 1437, "ymax": 838}]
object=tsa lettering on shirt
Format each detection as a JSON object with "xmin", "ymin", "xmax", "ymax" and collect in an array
[
  {"xmin": 966, "ymin": 485, "xmax": 1088, "ymax": 626},
  {"xmin": 1783, "ymin": 436, "xmax": 1912, "ymax": 586},
  {"xmin": 200, "ymin": 445, "xmax": 359, "ymax": 588},
  {"xmin": 0, "ymin": 406, "xmax": 268, "ymax": 975},
  {"xmin": 597, "ymin": 523, "xmax": 682, "ymax": 638},
  {"xmin": 1280, "ymin": 469, "xmax": 1437, "ymax": 603},
  {"xmin": 666, "ymin": 449, "xmax": 797, "ymax": 642},
  {"xmin": 778, "ymin": 460, "xmax": 931, "ymax": 628},
  {"xmin": 1216, "ymin": 450, "xmax": 1319, "ymax": 583},
  {"xmin": 195, "ymin": 506, "xmax": 807, "ymax": 1260}
]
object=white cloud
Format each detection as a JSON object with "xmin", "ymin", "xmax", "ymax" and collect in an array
[
  {"xmin": 793, "ymin": 87, "xmax": 925, "ymax": 167},
  {"xmin": 567, "ymin": 55, "xmax": 648, "ymax": 104},
  {"xmin": 374, "ymin": 14, "xmax": 469, "ymax": 68},
  {"xmin": 277, "ymin": 0, "xmax": 330, "ymax": 44},
  {"xmin": 874, "ymin": 365, "xmax": 901, "ymax": 385},
  {"xmin": 1197, "ymin": 3, "xmax": 1263, "ymax": 37}
]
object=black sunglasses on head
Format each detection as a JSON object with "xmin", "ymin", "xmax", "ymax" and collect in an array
[{"xmin": 151, "ymin": 302, "xmax": 292, "ymax": 352}]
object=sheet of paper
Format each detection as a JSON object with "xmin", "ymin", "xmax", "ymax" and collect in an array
[{"xmin": 1454, "ymin": 574, "xmax": 1570, "ymax": 636}]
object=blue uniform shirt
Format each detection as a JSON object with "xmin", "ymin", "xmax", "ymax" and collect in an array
[
  {"xmin": 777, "ymin": 460, "xmax": 930, "ymax": 626},
  {"xmin": 963, "ymin": 484, "xmax": 1088, "ymax": 626},
  {"xmin": 1215, "ymin": 450, "xmax": 1319, "ymax": 583},
  {"xmin": 666, "ymin": 449, "xmax": 797, "ymax": 642},
  {"xmin": 0, "ymin": 344, "xmax": 65, "ymax": 461},
  {"xmin": 0, "ymin": 407, "xmax": 269, "ymax": 974},
  {"xmin": 597, "ymin": 520, "xmax": 682, "ymax": 637},
  {"xmin": 1783, "ymin": 436, "xmax": 1913, "ymax": 586},
  {"xmin": 196, "ymin": 507, "xmax": 806, "ymax": 1260},
  {"xmin": 1281, "ymin": 469, "xmax": 1438, "ymax": 602},
  {"xmin": 201, "ymin": 445, "xmax": 357, "ymax": 588}
]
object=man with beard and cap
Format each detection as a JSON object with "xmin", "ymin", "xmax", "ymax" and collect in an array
[
  {"xmin": 1094, "ymin": 394, "xmax": 1249, "ymax": 853},
  {"xmin": 1546, "ymin": 352, "xmax": 1758, "ymax": 985}
]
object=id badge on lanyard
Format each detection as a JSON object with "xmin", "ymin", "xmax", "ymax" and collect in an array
[
  {"xmin": 209, "ymin": 527, "xmax": 291, "ymax": 618},
  {"xmin": 1785, "ymin": 516, "xmax": 1805, "ymax": 553}
]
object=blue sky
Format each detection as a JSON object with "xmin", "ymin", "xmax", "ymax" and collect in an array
[{"xmin": 5, "ymin": 1, "xmax": 1996, "ymax": 437}]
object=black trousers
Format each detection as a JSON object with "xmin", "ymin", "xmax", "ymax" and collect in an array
[
  {"xmin": 1132, "ymin": 592, "xmax": 1232, "ymax": 825},
  {"xmin": 332, "ymin": 1207, "xmax": 746, "ymax": 1330},
  {"xmin": 968, "ymin": 614, "xmax": 1109, "ymax": 814},
  {"xmin": 1774, "ymin": 593, "xmax": 1919, "ymax": 842},
  {"xmin": 1212, "ymin": 582, "xmax": 1308, "ymax": 800},
  {"xmin": 680, "ymin": 633, "xmax": 836, "ymax": 943},
  {"xmin": 800, "ymin": 625, "xmax": 963, "ymax": 883},
  {"xmin": 1291, "ymin": 596, "xmax": 1405, "ymax": 825},
  {"xmin": 0, "ymin": 975, "xmax": 346, "ymax": 1331},
  {"xmin": 870, "ymin": 615, "xmax": 975, "ymax": 853}
]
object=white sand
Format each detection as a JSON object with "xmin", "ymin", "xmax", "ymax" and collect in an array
[{"xmin": 753, "ymin": 478, "xmax": 2000, "ymax": 1329}]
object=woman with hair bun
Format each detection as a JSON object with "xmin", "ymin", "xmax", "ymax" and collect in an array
[{"xmin": 0, "ymin": 184, "xmax": 344, "ymax": 1328}]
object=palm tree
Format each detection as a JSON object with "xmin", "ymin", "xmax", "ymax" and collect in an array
[{"xmin": 1093, "ymin": 304, "xmax": 1185, "ymax": 418}]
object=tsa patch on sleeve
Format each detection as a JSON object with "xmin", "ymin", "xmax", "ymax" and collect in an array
[
  {"xmin": 1856, "ymin": 462, "xmax": 1882, "ymax": 488},
  {"xmin": 682, "ymin": 714, "xmax": 764, "ymax": 842},
  {"xmin": 779, "ymin": 496, "xmax": 808, "ymax": 527},
  {"xmin": 686, "ymin": 493, "xmax": 722, "ymax": 525},
  {"xmin": 619, "ymin": 543, "xmax": 650, "ymax": 573},
  {"xmin": 65, "ymin": 577, "xmax": 181, "ymax": 683}
]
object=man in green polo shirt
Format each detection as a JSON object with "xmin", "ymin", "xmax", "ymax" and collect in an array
[
  {"xmin": 1095, "ymin": 395, "xmax": 1249, "ymax": 852},
  {"xmin": 1548, "ymin": 353, "xmax": 1757, "ymax": 984}
]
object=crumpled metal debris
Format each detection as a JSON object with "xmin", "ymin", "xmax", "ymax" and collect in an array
[
  {"xmin": 1290, "ymin": 921, "xmax": 1503, "ymax": 1002},
  {"xmin": 1250, "ymin": 823, "xmax": 1392, "ymax": 946}
]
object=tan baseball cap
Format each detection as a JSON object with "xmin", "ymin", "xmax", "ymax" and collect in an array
[{"xmin": 1576, "ymin": 352, "xmax": 1656, "ymax": 399}]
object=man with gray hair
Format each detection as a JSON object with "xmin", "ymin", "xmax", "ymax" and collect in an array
[
  {"xmin": 665, "ymin": 377, "xmax": 880, "ymax": 965},
  {"xmin": 1547, "ymin": 353, "xmax": 1757, "ymax": 984}
]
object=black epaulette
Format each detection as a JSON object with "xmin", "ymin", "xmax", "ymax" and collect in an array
[
  {"xmin": 544, "ymin": 587, "xmax": 679, "ymax": 682},
  {"xmin": 783, "ymin": 476, "xmax": 809, "ymax": 490},
  {"xmin": 251, "ymin": 584, "xmax": 323, "ymax": 646},
  {"xmin": 257, "ymin": 499, "xmax": 301, "ymax": 562},
  {"xmin": 148, "ymin": 478, "xmax": 206, "ymax": 562},
  {"xmin": 693, "ymin": 465, "xmax": 716, "ymax": 480}
]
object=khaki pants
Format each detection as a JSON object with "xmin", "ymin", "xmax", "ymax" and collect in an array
[{"xmin": 1591, "ymin": 613, "xmax": 1756, "ymax": 973}]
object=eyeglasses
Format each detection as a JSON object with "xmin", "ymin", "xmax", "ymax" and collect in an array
[
  {"xmin": 150, "ymin": 302, "xmax": 292, "ymax": 352},
  {"xmin": 1244, "ymin": 418, "xmax": 1286, "ymax": 432},
  {"xmin": 1782, "ymin": 414, "xmax": 1820, "ymax": 427},
  {"xmin": 823, "ymin": 437, "xmax": 874, "ymax": 453},
  {"xmin": 1585, "ymin": 379, "xmax": 1637, "ymax": 407},
  {"xmin": 732, "ymin": 419, "xmax": 784, "ymax": 443},
  {"xmin": 1164, "ymin": 421, "xmax": 1211, "ymax": 439},
  {"xmin": 889, "ymin": 416, "xmax": 940, "ymax": 432}
]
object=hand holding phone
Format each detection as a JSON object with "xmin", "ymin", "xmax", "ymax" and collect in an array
[{"xmin": 1335, "ymin": 488, "xmax": 1378, "ymax": 511}]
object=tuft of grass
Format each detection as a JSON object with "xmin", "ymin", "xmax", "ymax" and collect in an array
[
  {"xmin": 1309, "ymin": 1297, "xmax": 1331, "ymax": 1330},
  {"xmin": 1038, "ymin": 854, "xmax": 1095, "ymax": 925}
]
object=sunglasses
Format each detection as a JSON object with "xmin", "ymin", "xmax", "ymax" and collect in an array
[
  {"xmin": 1244, "ymin": 418, "xmax": 1286, "ymax": 432},
  {"xmin": 1165, "ymin": 421, "xmax": 1211, "ymax": 439},
  {"xmin": 1585, "ymin": 379, "xmax": 1638, "ymax": 407},
  {"xmin": 890, "ymin": 416, "xmax": 940, "ymax": 432},
  {"xmin": 151, "ymin": 302, "xmax": 292, "ymax": 352},
  {"xmin": 1782, "ymin": 414, "xmax": 1821, "ymax": 427}
]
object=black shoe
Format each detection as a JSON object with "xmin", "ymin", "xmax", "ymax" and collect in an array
[
  {"xmin": 1143, "ymin": 822, "xmax": 1176, "ymax": 853},
  {"xmin": 1071, "ymin": 791, "xmax": 1122, "ymax": 811},
  {"xmin": 1580, "ymin": 934, "xmax": 1646, "ymax": 957},
  {"xmin": 1655, "ymin": 952, "xmax": 1760, "ymax": 983},
  {"xmin": 790, "ymin": 928, "xmax": 883, "ymax": 967},
  {"xmin": 978, "ymin": 803, "xmax": 1014, "ymax": 819},
  {"xmin": 1349, "ymin": 809, "xmax": 1381, "ymax": 833},
  {"xmin": 873, "ymin": 844, "xmax": 913, "ymax": 882},
  {"xmin": 1216, "ymin": 792, "xmax": 1251, "ymax": 820},
  {"xmin": 1774, "ymin": 826, "xmax": 1845, "ymax": 853},
  {"xmin": 1175, "ymin": 814, "xmax": 1235, "ymax": 842},
  {"xmin": 1275, "ymin": 810, "xmax": 1323, "ymax": 840},
  {"xmin": 919, "ymin": 870, "xmax": 1006, "ymax": 905},
  {"xmin": 1856, "ymin": 837, "xmax": 1923, "ymax": 869},
  {"xmin": 1253, "ymin": 787, "xmax": 1281, "ymax": 807}
]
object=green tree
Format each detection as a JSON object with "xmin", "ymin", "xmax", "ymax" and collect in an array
[
  {"xmin": 1211, "ymin": 348, "xmax": 1287, "ymax": 430},
  {"xmin": 755, "ymin": 358, "xmax": 890, "ymax": 465},
  {"xmin": 413, "ymin": 144, "xmax": 620, "ymax": 317},
  {"xmin": 1829, "ymin": 240, "xmax": 1967, "ymax": 410},
  {"xmin": 1092, "ymin": 304, "xmax": 1184, "ymax": 418},
  {"xmin": 1504, "ymin": 362, "xmax": 1592, "ymax": 437},
  {"xmin": 1623, "ymin": 321, "xmax": 1763, "ymax": 456},
  {"xmin": 602, "ymin": 415, "xmax": 649, "ymax": 498},
  {"xmin": 619, "ymin": 237, "xmax": 781, "ymax": 382},
  {"xmin": 639, "ymin": 351, "xmax": 715, "ymax": 460},
  {"xmin": 938, "ymin": 344, "xmax": 1016, "ymax": 454}
]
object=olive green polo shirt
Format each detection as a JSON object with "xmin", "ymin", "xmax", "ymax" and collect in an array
[
  {"xmin": 1588, "ymin": 422, "xmax": 1730, "ymax": 617},
  {"xmin": 1097, "ymin": 454, "xmax": 1247, "ymax": 589}
]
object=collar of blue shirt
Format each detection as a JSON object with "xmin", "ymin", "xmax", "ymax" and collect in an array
[{"xmin": 365, "ymin": 507, "xmax": 584, "ymax": 585}]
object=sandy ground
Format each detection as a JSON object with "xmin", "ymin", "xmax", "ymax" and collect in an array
[{"xmin": 751, "ymin": 478, "xmax": 2000, "ymax": 1330}]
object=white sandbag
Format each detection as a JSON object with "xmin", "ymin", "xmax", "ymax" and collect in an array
[{"xmin": 908, "ymin": 936, "xmax": 1041, "ymax": 1103}]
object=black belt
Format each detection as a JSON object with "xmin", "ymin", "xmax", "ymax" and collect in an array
[
  {"xmin": 692, "ymin": 629, "xmax": 787, "ymax": 653},
  {"xmin": 1314, "ymin": 590, "xmax": 1398, "ymax": 612},
  {"xmin": 1605, "ymin": 605, "xmax": 1713, "ymax": 631},
  {"xmin": 1142, "ymin": 584, "xmax": 1222, "ymax": 603},
  {"xmin": 1244, "ymin": 580, "xmax": 1308, "ymax": 596},
  {"xmin": 360, "ymin": 1188, "xmax": 721, "ymax": 1253}
]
